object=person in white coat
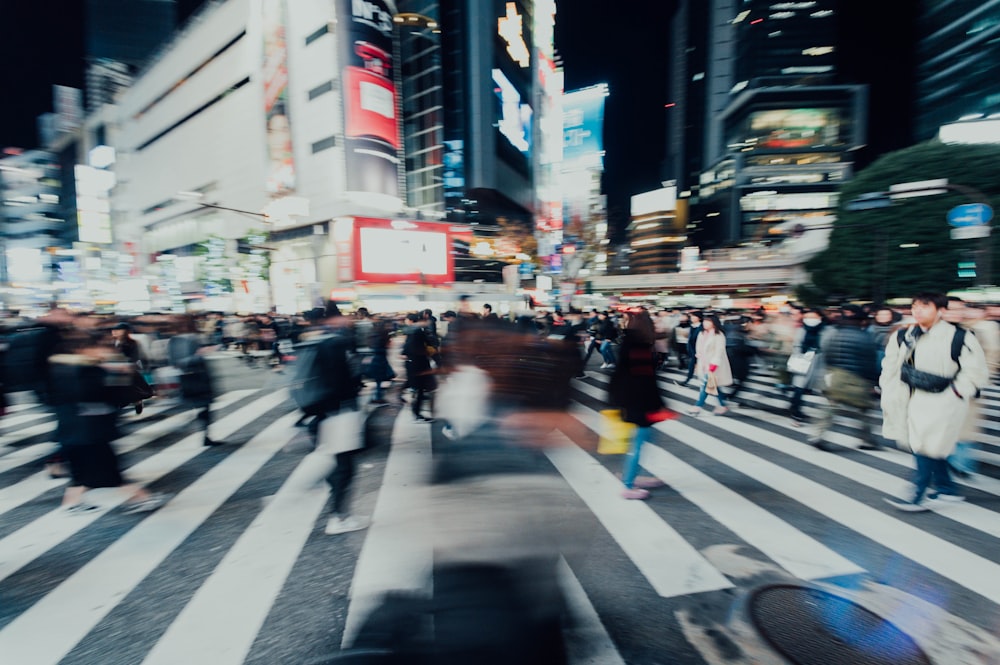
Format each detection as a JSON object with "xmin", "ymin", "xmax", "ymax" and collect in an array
[
  {"xmin": 881, "ymin": 292, "xmax": 989, "ymax": 511},
  {"xmin": 688, "ymin": 313, "xmax": 733, "ymax": 416}
]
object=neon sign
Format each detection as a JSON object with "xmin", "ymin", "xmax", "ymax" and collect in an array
[{"xmin": 498, "ymin": 3, "xmax": 530, "ymax": 68}]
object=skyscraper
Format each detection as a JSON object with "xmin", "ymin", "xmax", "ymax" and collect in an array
[{"xmin": 915, "ymin": 1, "xmax": 1000, "ymax": 141}]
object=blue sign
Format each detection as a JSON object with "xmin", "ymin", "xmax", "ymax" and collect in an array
[
  {"xmin": 563, "ymin": 85, "xmax": 607, "ymax": 169},
  {"xmin": 947, "ymin": 203, "xmax": 993, "ymax": 227}
]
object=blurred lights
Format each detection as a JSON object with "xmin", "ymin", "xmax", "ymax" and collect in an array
[
  {"xmin": 732, "ymin": 10, "xmax": 751, "ymax": 23},
  {"xmin": 750, "ymin": 18, "xmax": 764, "ymax": 24},
  {"xmin": 802, "ymin": 46, "xmax": 834, "ymax": 56}
]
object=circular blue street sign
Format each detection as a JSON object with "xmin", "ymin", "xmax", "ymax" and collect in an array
[{"xmin": 947, "ymin": 203, "xmax": 994, "ymax": 227}]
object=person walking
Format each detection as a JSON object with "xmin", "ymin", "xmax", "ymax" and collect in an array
[
  {"xmin": 809, "ymin": 305, "xmax": 881, "ymax": 451},
  {"xmin": 787, "ymin": 309, "xmax": 826, "ymax": 424},
  {"xmin": 881, "ymin": 293, "xmax": 989, "ymax": 511},
  {"xmin": 402, "ymin": 312, "xmax": 437, "ymax": 421},
  {"xmin": 687, "ymin": 313, "xmax": 732, "ymax": 416},
  {"xmin": 677, "ymin": 311, "xmax": 702, "ymax": 386},
  {"xmin": 608, "ymin": 308, "xmax": 669, "ymax": 500}
]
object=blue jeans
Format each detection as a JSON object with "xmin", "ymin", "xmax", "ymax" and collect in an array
[
  {"xmin": 623, "ymin": 426, "xmax": 651, "ymax": 489},
  {"xmin": 599, "ymin": 340, "xmax": 617, "ymax": 365},
  {"xmin": 694, "ymin": 374, "xmax": 727, "ymax": 408},
  {"xmin": 912, "ymin": 453, "xmax": 958, "ymax": 503}
]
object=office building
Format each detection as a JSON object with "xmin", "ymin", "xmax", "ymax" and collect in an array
[{"xmin": 916, "ymin": 1, "xmax": 1000, "ymax": 143}]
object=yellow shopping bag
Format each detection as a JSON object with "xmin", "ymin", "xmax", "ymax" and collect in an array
[{"xmin": 597, "ymin": 409, "xmax": 635, "ymax": 455}]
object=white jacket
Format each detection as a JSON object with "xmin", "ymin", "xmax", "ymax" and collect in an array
[{"xmin": 880, "ymin": 319, "xmax": 989, "ymax": 458}]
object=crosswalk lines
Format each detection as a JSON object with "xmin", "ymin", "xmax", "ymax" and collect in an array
[
  {"xmin": 0, "ymin": 368, "xmax": 998, "ymax": 662},
  {"xmin": 0, "ymin": 403, "xmax": 297, "ymax": 664}
]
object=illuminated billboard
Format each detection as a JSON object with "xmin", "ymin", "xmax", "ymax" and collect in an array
[
  {"xmin": 741, "ymin": 108, "xmax": 846, "ymax": 150},
  {"xmin": 338, "ymin": 0, "xmax": 401, "ymax": 198},
  {"xmin": 493, "ymin": 68, "xmax": 532, "ymax": 154},
  {"xmin": 563, "ymin": 84, "xmax": 608, "ymax": 169},
  {"xmin": 352, "ymin": 217, "xmax": 454, "ymax": 284},
  {"xmin": 75, "ymin": 165, "xmax": 114, "ymax": 244},
  {"xmin": 262, "ymin": 0, "xmax": 295, "ymax": 195}
]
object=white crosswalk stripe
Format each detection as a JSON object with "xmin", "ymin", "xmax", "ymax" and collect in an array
[{"xmin": 0, "ymin": 362, "xmax": 999, "ymax": 663}]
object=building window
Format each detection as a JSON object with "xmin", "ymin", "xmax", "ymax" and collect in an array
[{"xmin": 308, "ymin": 80, "xmax": 335, "ymax": 100}]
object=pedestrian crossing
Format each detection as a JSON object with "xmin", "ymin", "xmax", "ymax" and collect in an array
[{"xmin": 1, "ymin": 368, "xmax": 999, "ymax": 663}]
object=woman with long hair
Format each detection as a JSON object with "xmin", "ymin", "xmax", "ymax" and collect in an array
[
  {"xmin": 688, "ymin": 313, "xmax": 732, "ymax": 416},
  {"xmin": 608, "ymin": 308, "xmax": 670, "ymax": 500}
]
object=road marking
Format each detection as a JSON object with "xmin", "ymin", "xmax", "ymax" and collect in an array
[
  {"xmin": 0, "ymin": 406, "xmax": 298, "ymax": 665},
  {"xmin": 0, "ymin": 390, "xmax": 290, "ymax": 586},
  {"xmin": 658, "ymin": 418, "xmax": 1000, "ymax": 605},
  {"xmin": 142, "ymin": 418, "xmax": 329, "ymax": 665},
  {"xmin": 569, "ymin": 404, "xmax": 863, "ymax": 581},
  {"xmin": 545, "ymin": 432, "xmax": 733, "ymax": 599},
  {"xmin": 558, "ymin": 558, "xmax": 626, "ymax": 665},
  {"xmin": 341, "ymin": 414, "xmax": 433, "ymax": 648}
]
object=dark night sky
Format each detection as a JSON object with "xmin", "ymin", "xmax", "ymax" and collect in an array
[{"xmin": 0, "ymin": 0, "xmax": 674, "ymax": 237}]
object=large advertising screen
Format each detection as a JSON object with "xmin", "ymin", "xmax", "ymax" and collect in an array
[
  {"xmin": 352, "ymin": 217, "xmax": 454, "ymax": 284},
  {"xmin": 338, "ymin": 0, "xmax": 400, "ymax": 198},
  {"xmin": 562, "ymin": 85, "xmax": 607, "ymax": 170},
  {"xmin": 741, "ymin": 108, "xmax": 846, "ymax": 150},
  {"xmin": 263, "ymin": 0, "xmax": 295, "ymax": 195}
]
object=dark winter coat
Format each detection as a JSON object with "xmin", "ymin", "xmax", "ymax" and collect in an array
[{"xmin": 608, "ymin": 330, "xmax": 664, "ymax": 427}]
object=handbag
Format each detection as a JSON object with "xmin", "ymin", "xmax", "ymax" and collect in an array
[
  {"xmin": 597, "ymin": 409, "xmax": 634, "ymax": 455},
  {"xmin": 646, "ymin": 407, "xmax": 679, "ymax": 423},
  {"xmin": 787, "ymin": 350, "xmax": 816, "ymax": 376},
  {"xmin": 706, "ymin": 372, "xmax": 719, "ymax": 395}
]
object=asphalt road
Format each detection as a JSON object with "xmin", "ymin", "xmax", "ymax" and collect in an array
[{"xmin": 1, "ymin": 350, "xmax": 999, "ymax": 664}]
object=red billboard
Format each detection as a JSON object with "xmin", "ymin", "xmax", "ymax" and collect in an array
[
  {"xmin": 351, "ymin": 217, "xmax": 455, "ymax": 284},
  {"xmin": 338, "ymin": 0, "xmax": 400, "ymax": 198}
]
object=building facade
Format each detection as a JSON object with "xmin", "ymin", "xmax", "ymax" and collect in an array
[{"xmin": 915, "ymin": 0, "xmax": 1000, "ymax": 142}]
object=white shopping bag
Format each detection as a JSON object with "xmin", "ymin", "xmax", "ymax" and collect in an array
[{"xmin": 316, "ymin": 408, "xmax": 366, "ymax": 455}]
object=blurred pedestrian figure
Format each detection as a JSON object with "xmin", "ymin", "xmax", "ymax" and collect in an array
[
  {"xmin": 672, "ymin": 312, "xmax": 691, "ymax": 375},
  {"xmin": 111, "ymin": 322, "xmax": 152, "ymax": 414},
  {"xmin": 787, "ymin": 309, "xmax": 826, "ymax": 424},
  {"xmin": 723, "ymin": 314, "xmax": 754, "ymax": 404},
  {"xmin": 168, "ymin": 317, "xmax": 219, "ymax": 446},
  {"xmin": 810, "ymin": 305, "xmax": 880, "ymax": 451},
  {"xmin": 51, "ymin": 343, "xmax": 167, "ymax": 513},
  {"xmin": 688, "ymin": 313, "xmax": 731, "ymax": 416},
  {"xmin": 608, "ymin": 309, "xmax": 670, "ymax": 500},
  {"xmin": 868, "ymin": 305, "xmax": 899, "ymax": 373},
  {"xmin": 677, "ymin": 311, "xmax": 702, "ymax": 386},
  {"xmin": 362, "ymin": 318, "xmax": 396, "ymax": 405},
  {"xmin": 403, "ymin": 312, "xmax": 437, "ymax": 422},
  {"xmin": 881, "ymin": 293, "xmax": 989, "ymax": 511},
  {"xmin": 653, "ymin": 309, "xmax": 674, "ymax": 370}
]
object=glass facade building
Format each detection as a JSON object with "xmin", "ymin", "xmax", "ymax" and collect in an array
[{"xmin": 915, "ymin": 0, "xmax": 1000, "ymax": 140}]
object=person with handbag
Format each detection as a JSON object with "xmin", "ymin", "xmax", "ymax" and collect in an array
[
  {"xmin": 786, "ymin": 309, "xmax": 826, "ymax": 423},
  {"xmin": 608, "ymin": 308, "xmax": 675, "ymax": 500},
  {"xmin": 687, "ymin": 313, "xmax": 732, "ymax": 416}
]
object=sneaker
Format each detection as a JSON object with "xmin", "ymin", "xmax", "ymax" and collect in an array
[
  {"xmin": 884, "ymin": 497, "xmax": 929, "ymax": 512},
  {"xmin": 712, "ymin": 406, "xmax": 729, "ymax": 416},
  {"xmin": 621, "ymin": 488, "xmax": 650, "ymax": 500},
  {"xmin": 632, "ymin": 476, "xmax": 666, "ymax": 490},
  {"xmin": 686, "ymin": 408, "xmax": 702, "ymax": 417},
  {"xmin": 325, "ymin": 515, "xmax": 370, "ymax": 535},
  {"xmin": 64, "ymin": 502, "xmax": 100, "ymax": 515},
  {"xmin": 123, "ymin": 492, "xmax": 169, "ymax": 514},
  {"xmin": 605, "ymin": 364, "xmax": 616, "ymax": 369},
  {"xmin": 928, "ymin": 492, "xmax": 965, "ymax": 503},
  {"xmin": 599, "ymin": 363, "xmax": 609, "ymax": 369},
  {"xmin": 134, "ymin": 401, "xmax": 144, "ymax": 415}
]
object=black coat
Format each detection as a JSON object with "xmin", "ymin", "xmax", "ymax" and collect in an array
[{"xmin": 608, "ymin": 330, "xmax": 664, "ymax": 427}]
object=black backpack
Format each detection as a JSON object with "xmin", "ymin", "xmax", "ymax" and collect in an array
[
  {"xmin": 895, "ymin": 324, "xmax": 968, "ymax": 366},
  {"xmin": 290, "ymin": 334, "xmax": 362, "ymax": 415}
]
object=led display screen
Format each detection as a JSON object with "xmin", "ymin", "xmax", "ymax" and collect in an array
[
  {"xmin": 741, "ymin": 108, "xmax": 845, "ymax": 150},
  {"xmin": 352, "ymin": 217, "xmax": 454, "ymax": 284}
]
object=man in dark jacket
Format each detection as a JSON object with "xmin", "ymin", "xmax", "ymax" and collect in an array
[{"xmin": 810, "ymin": 305, "xmax": 881, "ymax": 451}]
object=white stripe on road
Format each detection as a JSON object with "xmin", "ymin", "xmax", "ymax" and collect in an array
[
  {"xmin": 0, "ymin": 390, "xmax": 264, "ymax": 518},
  {"xmin": 658, "ymin": 418, "xmax": 1000, "ymax": 605},
  {"xmin": 0, "ymin": 410, "xmax": 53, "ymax": 430},
  {"xmin": 545, "ymin": 432, "xmax": 733, "ymax": 599},
  {"xmin": 0, "ymin": 422, "xmax": 56, "ymax": 448},
  {"xmin": 0, "ymin": 390, "xmax": 290, "ymax": 587},
  {"xmin": 568, "ymin": 404, "xmax": 863, "ymax": 581},
  {"xmin": 0, "ymin": 407, "xmax": 298, "ymax": 665},
  {"xmin": 558, "ymin": 558, "xmax": 626, "ymax": 665},
  {"xmin": 0, "ymin": 442, "xmax": 57, "ymax": 475},
  {"xmin": 341, "ymin": 414, "xmax": 434, "ymax": 648},
  {"xmin": 142, "ymin": 419, "xmax": 329, "ymax": 665}
]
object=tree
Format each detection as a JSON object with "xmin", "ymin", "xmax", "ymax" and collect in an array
[{"xmin": 801, "ymin": 141, "xmax": 1000, "ymax": 303}]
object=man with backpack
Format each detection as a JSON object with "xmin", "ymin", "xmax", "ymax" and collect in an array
[
  {"xmin": 881, "ymin": 293, "xmax": 989, "ymax": 511},
  {"xmin": 291, "ymin": 302, "xmax": 368, "ymax": 534}
]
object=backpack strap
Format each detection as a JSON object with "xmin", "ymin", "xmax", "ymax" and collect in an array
[{"xmin": 950, "ymin": 324, "xmax": 967, "ymax": 365}]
